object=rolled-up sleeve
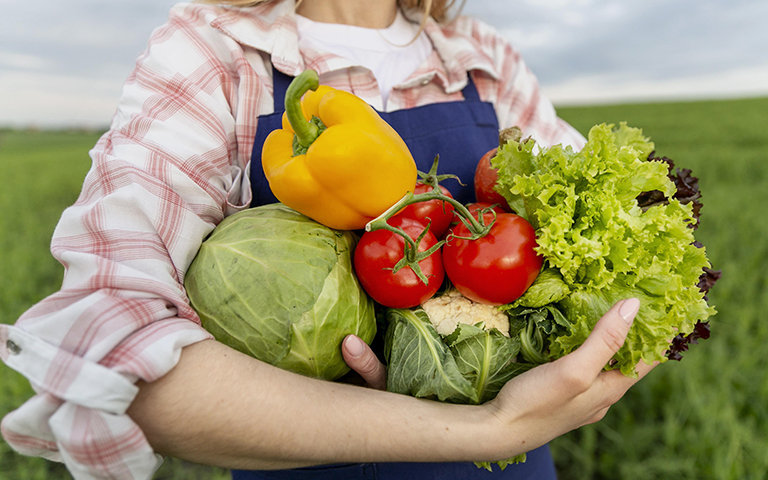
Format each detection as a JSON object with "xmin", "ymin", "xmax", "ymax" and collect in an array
[
  {"xmin": 0, "ymin": 4, "xmax": 264, "ymax": 478},
  {"xmin": 493, "ymin": 49, "xmax": 585, "ymax": 149},
  {"xmin": 461, "ymin": 17, "xmax": 586, "ymax": 150}
]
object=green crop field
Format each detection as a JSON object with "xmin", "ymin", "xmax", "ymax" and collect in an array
[{"xmin": 1, "ymin": 96, "xmax": 767, "ymax": 479}]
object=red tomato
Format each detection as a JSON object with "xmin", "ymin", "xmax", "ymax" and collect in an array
[
  {"xmin": 392, "ymin": 182, "xmax": 455, "ymax": 239},
  {"xmin": 354, "ymin": 217, "xmax": 444, "ymax": 308},
  {"xmin": 474, "ymin": 148, "xmax": 510, "ymax": 210},
  {"xmin": 443, "ymin": 212, "xmax": 541, "ymax": 305}
]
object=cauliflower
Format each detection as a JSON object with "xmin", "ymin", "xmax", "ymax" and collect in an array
[{"xmin": 421, "ymin": 289, "xmax": 510, "ymax": 337}]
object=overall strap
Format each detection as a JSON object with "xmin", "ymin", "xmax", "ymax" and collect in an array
[
  {"xmin": 252, "ymin": 68, "xmax": 498, "ymax": 207},
  {"xmin": 459, "ymin": 72, "xmax": 482, "ymax": 102},
  {"xmin": 271, "ymin": 67, "xmax": 294, "ymax": 112}
]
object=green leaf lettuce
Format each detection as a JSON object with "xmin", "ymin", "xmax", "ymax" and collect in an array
[{"xmin": 494, "ymin": 123, "xmax": 716, "ymax": 375}]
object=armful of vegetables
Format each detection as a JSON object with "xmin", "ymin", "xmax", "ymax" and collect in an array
[{"xmin": 191, "ymin": 70, "xmax": 719, "ymax": 470}]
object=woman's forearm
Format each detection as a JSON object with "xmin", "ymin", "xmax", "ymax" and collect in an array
[
  {"xmin": 127, "ymin": 299, "xmax": 652, "ymax": 470},
  {"xmin": 127, "ymin": 339, "xmax": 505, "ymax": 470}
]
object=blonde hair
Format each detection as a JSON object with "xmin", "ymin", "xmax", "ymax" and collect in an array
[{"xmin": 196, "ymin": 0, "xmax": 462, "ymax": 23}]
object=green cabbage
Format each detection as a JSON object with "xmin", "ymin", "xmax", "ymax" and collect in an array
[
  {"xmin": 185, "ymin": 203, "xmax": 376, "ymax": 380},
  {"xmin": 494, "ymin": 123, "xmax": 716, "ymax": 375}
]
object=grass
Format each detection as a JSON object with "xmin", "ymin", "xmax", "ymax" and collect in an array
[
  {"xmin": 1, "ymin": 96, "xmax": 767, "ymax": 479},
  {"xmin": 0, "ymin": 129, "xmax": 94, "ymax": 479}
]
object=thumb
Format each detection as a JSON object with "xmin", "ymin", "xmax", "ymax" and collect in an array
[
  {"xmin": 572, "ymin": 298, "xmax": 640, "ymax": 376},
  {"xmin": 341, "ymin": 335, "xmax": 387, "ymax": 390}
]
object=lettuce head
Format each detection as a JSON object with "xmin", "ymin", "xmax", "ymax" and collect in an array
[{"xmin": 494, "ymin": 123, "xmax": 716, "ymax": 375}]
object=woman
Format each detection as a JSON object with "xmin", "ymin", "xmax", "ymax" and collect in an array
[{"xmin": 0, "ymin": 0, "xmax": 654, "ymax": 478}]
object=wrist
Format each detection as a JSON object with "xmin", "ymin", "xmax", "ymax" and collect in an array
[{"xmin": 474, "ymin": 398, "xmax": 532, "ymax": 462}]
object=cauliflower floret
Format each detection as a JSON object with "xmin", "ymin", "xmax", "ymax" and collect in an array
[{"xmin": 421, "ymin": 289, "xmax": 510, "ymax": 337}]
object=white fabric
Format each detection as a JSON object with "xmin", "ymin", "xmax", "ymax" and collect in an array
[{"xmin": 296, "ymin": 10, "xmax": 432, "ymax": 107}]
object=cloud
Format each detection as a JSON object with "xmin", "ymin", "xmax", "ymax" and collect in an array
[
  {"xmin": 463, "ymin": 0, "xmax": 768, "ymax": 102},
  {"xmin": 0, "ymin": 70, "xmax": 124, "ymax": 128},
  {"xmin": 0, "ymin": 0, "xmax": 766, "ymax": 127},
  {"xmin": 1, "ymin": 0, "xmax": 175, "ymax": 78},
  {"xmin": 0, "ymin": 51, "xmax": 50, "ymax": 70},
  {"xmin": 544, "ymin": 62, "xmax": 768, "ymax": 105},
  {"xmin": 0, "ymin": 0, "xmax": 178, "ymax": 127}
]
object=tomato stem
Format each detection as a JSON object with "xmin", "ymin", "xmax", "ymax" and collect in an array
[
  {"xmin": 366, "ymin": 155, "xmax": 492, "ymax": 238},
  {"xmin": 370, "ymin": 216, "xmax": 443, "ymax": 285},
  {"xmin": 363, "ymin": 156, "xmax": 495, "ymax": 286},
  {"xmin": 417, "ymin": 154, "xmax": 463, "ymax": 190},
  {"xmin": 366, "ymin": 190, "xmax": 490, "ymax": 238}
]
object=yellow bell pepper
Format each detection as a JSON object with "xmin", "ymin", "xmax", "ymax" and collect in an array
[{"xmin": 261, "ymin": 69, "xmax": 417, "ymax": 230}]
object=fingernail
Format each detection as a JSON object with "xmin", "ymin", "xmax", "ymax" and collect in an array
[
  {"xmin": 344, "ymin": 335, "xmax": 365, "ymax": 357},
  {"xmin": 619, "ymin": 298, "xmax": 640, "ymax": 324}
]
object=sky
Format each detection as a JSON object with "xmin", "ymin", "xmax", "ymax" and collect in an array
[{"xmin": 1, "ymin": 0, "xmax": 766, "ymax": 128}]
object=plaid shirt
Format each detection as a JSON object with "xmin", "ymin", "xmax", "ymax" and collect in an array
[{"xmin": 0, "ymin": 1, "xmax": 585, "ymax": 478}]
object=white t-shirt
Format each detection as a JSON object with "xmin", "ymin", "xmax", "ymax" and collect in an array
[{"xmin": 296, "ymin": 10, "xmax": 432, "ymax": 107}]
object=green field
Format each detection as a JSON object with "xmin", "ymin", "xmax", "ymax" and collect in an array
[{"xmin": 1, "ymin": 96, "xmax": 767, "ymax": 479}]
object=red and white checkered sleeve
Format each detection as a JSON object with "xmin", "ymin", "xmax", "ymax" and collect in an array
[
  {"xmin": 475, "ymin": 26, "xmax": 586, "ymax": 150},
  {"xmin": 0, "ymin": 4, "xmax": 262, "ymax": 478}
]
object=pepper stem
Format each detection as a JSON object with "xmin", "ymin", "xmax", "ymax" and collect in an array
[{"xmin": 285, "ymin": 69, "xmax": 323, "ymax": 154}]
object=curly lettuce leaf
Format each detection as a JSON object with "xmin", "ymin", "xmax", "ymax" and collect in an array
[
  {"xmin": 474, "ymin": 454, "xmax": 527, "ymax": 472},
  {"xmin": 513, "ymin": 268, "xmax": 570, "ymax": 308},
  {"xmin": 493, "ymin": 123, "xmax": 716, "ymax": 375}
]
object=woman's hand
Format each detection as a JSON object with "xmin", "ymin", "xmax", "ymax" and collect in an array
[
  {"xmin": 342, "ymin": 297, "xmax": 655, "ymax": 447},
  {"xmin": 341, "ymin": 334, "xmax": 387, "ymax": 390},
  {"xmin": 484, "ymin": 298, "xmax": 656, "ymax": 456}
]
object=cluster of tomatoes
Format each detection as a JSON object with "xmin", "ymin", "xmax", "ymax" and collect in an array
[{"xmin": 352, "ymin": 150, "xmax": 543, "ymax": 309}]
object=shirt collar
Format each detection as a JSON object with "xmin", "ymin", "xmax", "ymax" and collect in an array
[
  {"xmin": 209, "ymin": 0, "xmax": 500, "ymax": 92},
  {"xmin": 210, "ymin": 0, "xmax": 305, "ymax": 76},
  {"xmin": 421, "ymin": 13, "xmax": 501, "ymax": 92}
]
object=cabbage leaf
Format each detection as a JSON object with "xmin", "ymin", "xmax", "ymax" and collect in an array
[{"xmin": 385, "ymin": 308, "xmax": 527, "ymax": 404}]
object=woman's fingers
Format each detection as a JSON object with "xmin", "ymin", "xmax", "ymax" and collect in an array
[
  {"xmin": 569, "ymin": 297, "xmax": 640, "ymax": 379},
  {"xmin": 341, "ymin": 335, "xmax": 387, "ymax": 390},
  {"xmin": 594, "ymin": 357, "xmax": 659, "ymax": 400},
  {"xmin": 541, "ymin": 298, "xmax": 646, "ymax": 413}
]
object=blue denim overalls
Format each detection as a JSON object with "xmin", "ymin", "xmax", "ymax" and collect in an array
[{"xmin": 238, "ymin": 68, "xmax": 558, "ymax": 480}]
